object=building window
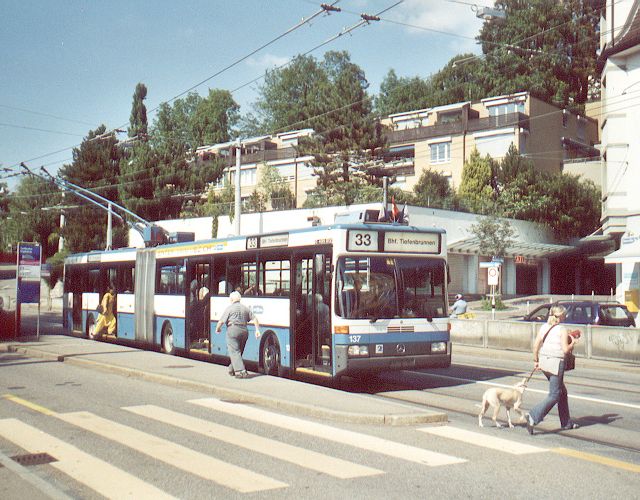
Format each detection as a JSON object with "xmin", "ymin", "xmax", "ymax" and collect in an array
[
  {"xmin": 577, "ymin": 119, "xmax": 585, "ymax": 141},
  {"xmin": 430, "ymin": 142, "xmax": 451, "ymax": 164},
  {"xmin": 229, "ymin": 168, "xmax": 257, "ymax": 187},
  {"xmin": 488, "ymin": 102, "xmax": 525, "ymax": 117}
]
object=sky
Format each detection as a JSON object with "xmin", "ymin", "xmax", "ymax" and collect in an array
[{"xmin": 0, "ymin": 0, "xmax": 488, "ymax": 192}]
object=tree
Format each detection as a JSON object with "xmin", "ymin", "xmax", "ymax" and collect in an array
[
  {"xmin": 5, "ymin": 175, "xmax": 61, "ymax": 258},
  {"xmin": 543, "ymin": 173, "xmax": 600, "ymax": 240},
  {"xmin": 374, "ymin": 69, "xmax": 434, "ymax": 116},
  {"xmin": 478, "ymin": 0, "xmax": 601, "ymax": 108},
  {"xmin": 120, "ymin": 89, "xmax": 231, "ymax": 222},
  {"xmin": 253, "ymin": 54, "xmax": 329, "ymax": 133},
  {"xmin": 411, "ymin": 168, "xmax": 456, "ymax": 209},
  {"xmin": 458, "ymin": 149, "xmax": 498, "ymax": 213},
  {"xmin": 301, "ymin": 52, "xmax": 388, "ymax": 205},
  {"xmin": 190, "ymin": 89, "xmax": 239, "ymax": 146},
  {"xmin": 490, "ymin": 147, "xmax": 601, "ymax": 240},
  {"xmin": 128, "ymin": 83, "xmax": 148, "ymax": 140},
  {"xmin": 257, "ymin": 165, "xmax": 295, "ymax": 210},
  {"xmin": 59, "ymin": 126, "xmax": 126, "ymax": 252},
  {"xmin": 470, "ymin": 214, "xmax": 515, "ymax": 259}
]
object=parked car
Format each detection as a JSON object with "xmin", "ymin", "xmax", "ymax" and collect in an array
[{"xmin": 523, "ymin": 301, "xmax": 636, "ymax": 327}]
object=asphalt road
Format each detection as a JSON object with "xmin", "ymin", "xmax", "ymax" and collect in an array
[{"xmin": 1, "ymin": 341, "xmax": 638, "ymax": 499}]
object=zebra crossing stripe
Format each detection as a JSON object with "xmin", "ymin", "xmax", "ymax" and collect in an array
[
  {"xmin": 418, "ymin": 426, "xmax": 548, "ymax": 455},
  {"xmin": 124, "ymin": 404, "xmax": 383, "ymax": 479},
  {"xmin": 57, "ymin": 411, "xmax": 287, "ymax": 493},
  {"xmin": 0, "ymin": 418, "xmax": 177, "ymax": 499},
  {"xmin": 189, "ymin": 397, "xmax": 466, "ymax": 467}
]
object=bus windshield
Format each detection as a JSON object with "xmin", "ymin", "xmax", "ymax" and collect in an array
[{"xmin": 335, "ymin": 256, "xmax": 447, "ymax": 320}]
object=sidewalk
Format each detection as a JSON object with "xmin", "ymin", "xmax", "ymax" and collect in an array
[{"xmin": 0, "ymin": 335, "xmax": 446, "ymax": 426}]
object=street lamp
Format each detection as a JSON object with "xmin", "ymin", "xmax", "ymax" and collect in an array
[{"xmin": 474, "ymin": 6, "xmax": 506, "ymax": 21}]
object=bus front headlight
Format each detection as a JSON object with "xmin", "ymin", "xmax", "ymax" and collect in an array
[{"xmin": 431, "ymin": 342, "xmax": 446, "ymax": 354}]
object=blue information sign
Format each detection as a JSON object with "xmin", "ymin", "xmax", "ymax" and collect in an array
[{"xmin": 17, "ymin": 242, "xmax": 41, "ymax": 304}]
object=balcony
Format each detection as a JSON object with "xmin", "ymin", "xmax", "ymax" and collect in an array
[
  {"xmin": 226, "ymin": 146, "xmax": 301, "ymax": 165},
  {"xmin": 385, "ymin": 112, "xmax": 530, "ymax": 144}
]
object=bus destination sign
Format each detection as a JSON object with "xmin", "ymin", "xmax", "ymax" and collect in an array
[
  {"xmin": 247, "ymin": 233, "xmax": 290, "ymax": 250},
  {"xmin": 384, "ymin": 231, "xmax": 440, "ymax": 253}
]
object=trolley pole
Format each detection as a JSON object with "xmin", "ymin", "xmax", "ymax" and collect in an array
[{"xmin": 234, "ymin": 138, "xmax": 242, "ymax": 236}]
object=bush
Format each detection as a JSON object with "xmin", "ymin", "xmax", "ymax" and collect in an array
[{"xmin": 481, "ymin": 295, "xmax": 507, "ymax": 310}]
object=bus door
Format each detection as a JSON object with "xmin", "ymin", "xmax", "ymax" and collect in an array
[
  {"xmin": 292, "ymin": 252, "xmax": 331, "ymax": 372},
  {"xmin": 185, "ymin": 258, "xmax": 211, "ymax": 353}
]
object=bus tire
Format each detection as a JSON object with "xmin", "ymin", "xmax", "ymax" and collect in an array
[
  {"xmin": 260, "ymin": 333, "xmax": 282, "ymax": 376},
  {"xmin": 87, "ymin": 315, "xmax": 99, "ymax": 340},
  {"xmin": 161, "ymin": 323, "xmax": 175, "ymax": 355}
]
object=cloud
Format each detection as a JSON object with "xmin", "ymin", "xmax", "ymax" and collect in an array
[
  {"xmin": 245, "ymin": 53, "xmax": 290, "ymax": 70},
  {"xmin": 390, "ymin": 0, "xmax": 485, "ymax": 47}
]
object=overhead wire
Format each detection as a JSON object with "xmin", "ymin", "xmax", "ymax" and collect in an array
[
  {"xmin": 3, "ymin": 1, "xmax": 343, "ymax": 176},
  {"xmin": 4, "ymin": 1, "xmax": 627, "ymax": 207}
]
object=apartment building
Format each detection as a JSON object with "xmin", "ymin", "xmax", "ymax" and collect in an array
[
  {"xmin": 599, "ymin": 0, "xmax": 640, "ymax": 313},
  {"xmin": 194, "ymin": 129, "xmax": 316, "ymax": 207},
  {"xmin": 197, "ymin": 92, "xmax": 598, "ymax": 207},
  {"xmin": 382, "ymin": 91, "xmax": 599, "ymax": 190}
]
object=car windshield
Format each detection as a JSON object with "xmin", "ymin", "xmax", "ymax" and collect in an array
[{"xmin": 335, "ymin": 256, "xmax": 447, "ymax": 320}]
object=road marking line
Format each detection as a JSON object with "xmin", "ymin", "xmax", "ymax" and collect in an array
[
  {"xmin": 419, "ymin": 426, "xmax": 547, "ymax": 455},
  {"xmin": 0, "ymin": 418, "xmax": 177, "ymax": 499},
  {"xmin": 405, "ymin": 372, "xmax": 640, "ymax": 410},
  {"xmin": 189, "ymin": 397, "xmax": 466, "ymax": 467},
  {"xmin": 552, "ymin": 447, "xmax": 640, "ymax": 473},
  {"xmin": 125, "ymin": 404, "xmax": 381, "ymax": 479},
  {"xmin": 58, "ymin": 411, "xmax": 287, "ymax": 493},
  {"xmin": 3, "ymin": 393, "xmax": 57, "ymax": 416}
]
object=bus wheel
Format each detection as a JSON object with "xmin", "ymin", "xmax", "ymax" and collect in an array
[
  {"xmin": 87, "ymin": 316, "xmax": 99, "ymax": 340},
  {"xmin": 162, "ymin": 323, "xmax": 175, "ymax": 354},
  {"xmin": 261, "ymin": 334, "xmax": 282, "ymax": 376}
]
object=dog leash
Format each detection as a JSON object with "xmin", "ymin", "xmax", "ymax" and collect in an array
[{"xmin": 522, "ymin": 367, "xmax": 537, "ymax": 389}]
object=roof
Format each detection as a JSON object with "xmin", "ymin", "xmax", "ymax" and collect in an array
[
  {"xmin": 449, "ymin": 236, "xmax": 574, "ymax": 258},
  {"xmin": 604, "ymin": 241, "xmax": 640, "ymax": 264},
  {"xmin": 598, "ymin": 0, "xmax": 640, "ymax": 71}
]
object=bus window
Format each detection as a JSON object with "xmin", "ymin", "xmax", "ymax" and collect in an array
[
  {"xmin": 117, "ymin": 266, "xmax": 135, "ymax": 293},
  {"xmin": 261, "ymin": 259, "xmax": 290, "ymax": 296},
  {"xmin": 88, "ymin": 269, "xmax": 100, "ymax": 293},
  {"xmin": 157, "ymin": 261, "xmax": 186, "ymax": 295},
  {"xmin": 227, "ymin": 257, "xmax": 259, "ymax": 295},
  {"xmin": 212, "ymin": 258, "xmax": 228, "ymax": 295},
  {"xmin": 397, "ymin": 258, "xmax": 447, "ymax": 319},
  {"xmin": 64, "ymin": 266, "xmax": 83, "ymax": 293}
]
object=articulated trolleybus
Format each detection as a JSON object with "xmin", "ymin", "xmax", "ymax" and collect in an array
[{"xmin": 63, "ymin": 215, "xmax": 451, "ymax": 379}]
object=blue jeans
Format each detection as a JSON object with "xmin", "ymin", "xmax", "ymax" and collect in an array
[{"xmin": 529, "ymin": 359, "xmax": 571, "ymax": 427}]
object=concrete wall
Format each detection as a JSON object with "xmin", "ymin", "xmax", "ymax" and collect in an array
[{"xmin": 451, "ymin": 319, "xmax": 640, "ymax": 363}]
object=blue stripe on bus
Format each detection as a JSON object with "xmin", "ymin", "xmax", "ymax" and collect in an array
[
  {"xmin": 333, "ymin": 331, "xmax": 449, "ymax": 344},
  {"xmin": 209, "ymin": 325, "xmax": 291, "ymax": 368},
  {"xmin": 116, "ymin": 312, "xmax": 136, "ymax": 340}
]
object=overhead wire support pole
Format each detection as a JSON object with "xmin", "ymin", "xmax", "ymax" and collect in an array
[{"xmin": 234, "ymin": 138, "xmax": 242, "ymax": 236}]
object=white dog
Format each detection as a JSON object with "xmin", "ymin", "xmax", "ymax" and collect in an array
[{"xmin": 478, "ymin": 378, "xmax": 528, "ymax": 428}]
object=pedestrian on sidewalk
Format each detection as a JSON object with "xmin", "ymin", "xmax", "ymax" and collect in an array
[
  {"xmin": 526, "ymin": 304, "xmax": 580, "ymax": 434},
  {"xmin": 215, "ymin": 291, "xmax": 261, "ymax": 379}
]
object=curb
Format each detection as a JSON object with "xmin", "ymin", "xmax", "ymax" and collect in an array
[{"xmin": 3, "ymin": 343, "xmax": 446, "ymax": 426}]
